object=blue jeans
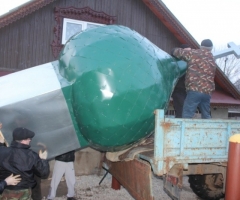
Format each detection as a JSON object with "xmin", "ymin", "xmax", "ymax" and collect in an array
[{"xmin": 182, "ymin": 90, "xmax": 211, "ymax": 119}]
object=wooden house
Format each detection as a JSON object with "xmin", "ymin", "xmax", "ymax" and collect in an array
[{"xmin": 0, "ymin": 0, "xmax": 240, "ymax": 179}]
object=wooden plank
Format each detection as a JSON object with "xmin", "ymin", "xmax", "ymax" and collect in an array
[{"xmin": 108, "ymin": 159, "xmax": 154, "ymax": 200}]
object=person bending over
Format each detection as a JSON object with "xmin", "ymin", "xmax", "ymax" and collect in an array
[{"xmin": 171, "ymin": 39, "xmax": 217, "ymax": 119}]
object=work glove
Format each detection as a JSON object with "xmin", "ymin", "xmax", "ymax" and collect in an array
[
  {"xmin": 37, "ymin": 142, "xmax": 48, "ymax": 159},
  {"xmin": 39, "ymin": 149, "xmax": 48, "ymax": 159},
  {"xmin": 0, "ymin": 131, "xmax": 4, "ymax": 143},
  {"xmin": 0, "ymin": 123, "xmax": 8, "ymax": 146},
  {"xmin": 0, "ymin": 123, "xmax": 3, "ymax": 143}
]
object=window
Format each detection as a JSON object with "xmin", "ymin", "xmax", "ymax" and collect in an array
[
  {"xmin": 51, "ymin": 7, "xmax": 116, "ymax": 58},
  {"xmin": 62, "ymin": 18, "xmax": 104, "ymax": 44}
]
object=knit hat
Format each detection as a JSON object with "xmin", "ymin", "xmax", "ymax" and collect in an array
[
  {"xmin": 13, "ymin": 127, "xmax": 35, "ymax": 141},
  {"xmin": 180, "ymin": 44, "xmax": 191, "ymax": 49},
  {"xmin": 200, "ymin": 39, "xmax": 213, "ymax": 50}
]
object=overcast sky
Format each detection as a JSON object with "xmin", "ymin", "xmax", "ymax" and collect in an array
[
  {"xmin": 1, "ymin": 0, "xmax": 240, "ymax": 49},
  {"xmin": 0, "ymin": 0, "xmax": 30, "ymax": 16},
  {"xmin": 162, "ymin": 0, "xmax": 240, "ymax": 48}
]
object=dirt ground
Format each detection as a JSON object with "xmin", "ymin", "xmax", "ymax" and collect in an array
[{"xmin": 39, "ymin": 173, "xmax": 201, "ymax": 200}]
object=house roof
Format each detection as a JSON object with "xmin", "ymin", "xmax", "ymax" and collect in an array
[
  {"xmin": 0, "ymin": 0, "xmax": 240, "ymax": 107},
  {"xmin": 211, "ymin": 90, "xmax": 240, "ymax": 108}
]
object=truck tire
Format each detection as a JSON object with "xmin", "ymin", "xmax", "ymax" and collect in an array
[{"xmin": 188, "ymin": 174, "xmax": 224, "ymax": 200}]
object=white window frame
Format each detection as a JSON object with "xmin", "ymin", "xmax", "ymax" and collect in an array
[{"xmin": 62, "ymin": 18, "xmax": 104, "ymax": 44}]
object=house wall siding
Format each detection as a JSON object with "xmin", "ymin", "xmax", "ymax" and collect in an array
[
  {"xmin": 0, "ymin": 0, "xmax": 179, "ymax": 72},
  {"xmin": 211, "ymin": 108, "xmax": 228, "ymax": 119}
]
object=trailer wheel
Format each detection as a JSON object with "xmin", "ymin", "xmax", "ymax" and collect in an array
[{"xmin": 188, "ymin": 174, "xmax": 224, "ymax": 200}]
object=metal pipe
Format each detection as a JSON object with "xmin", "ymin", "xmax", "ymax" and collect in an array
[
  {"xmin": 225, "ymin": 134, "xmax": 240, "ymax": 199},
  {"xmin": 111, "ymin": 176, "xmax": 121, "ymax": 190}
]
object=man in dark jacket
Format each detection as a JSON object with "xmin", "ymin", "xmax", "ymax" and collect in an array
[
  {"xmin": 0, "ymin": 124, "xmax": 21, "ymax": 194},
  {"xmin": 47, "ymin": 151, "xmax": 76, "ymax": 200},
  {"xmin": 0, "ymin": 127, "xmax": 49, "ymax": 199},
  {"xmin": 171, "ymin": 44, "xmax": 191, "ymax": 118}
]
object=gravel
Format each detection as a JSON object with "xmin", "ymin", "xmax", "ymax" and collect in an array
[{"xmin": 42, "ymin": 173, "xmax": 200, "ymax": 200}]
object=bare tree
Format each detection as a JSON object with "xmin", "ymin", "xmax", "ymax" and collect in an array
[
  {"xmin": 214, "ymin": 46, "xmax": 240, "ymax": 90},
  {"xmin": 235, "ymin": 79, "xmax": 240, "ymax": 91}
]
